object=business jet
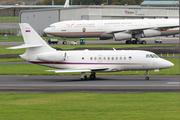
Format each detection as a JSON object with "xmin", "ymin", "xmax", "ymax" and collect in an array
[
  {"xmin": 44, "ymin": 19, "xmax": 179, "ymax": 44},
  {"xmin": 8, "ymin": 23, "xmax": 174, "ymax": 80}
]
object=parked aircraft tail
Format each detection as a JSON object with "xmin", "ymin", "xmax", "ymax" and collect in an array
[
  {"xmin": 7, "ymin": 23, "xmax": 56, "ymax": 61},
  {"xmin": 64, "ymin": 0, "xmax": 69, "ymax": 7}
]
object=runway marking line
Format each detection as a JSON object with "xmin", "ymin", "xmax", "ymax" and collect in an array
[{"xmin": 166, "ymin": 82, "xmax": 180, "ymax": 85}]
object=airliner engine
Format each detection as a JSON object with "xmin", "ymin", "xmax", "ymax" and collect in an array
[
  {"xmin": 37, "ymin": 52, "xmax": 66, "ymax": 62},
  {"xmin": 142, "ymin": 29, "xmax": 161, "ymax": 37},
  {"xmin": 113, "ymin": 32, "xmax": 132, "ymax": 41}
]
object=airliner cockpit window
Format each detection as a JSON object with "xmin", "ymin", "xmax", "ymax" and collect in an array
[
  {"xmin": 146, "ymin": 54, "xmax": 150, "ymax": 58},
  {"xmin": 48, "ymin": 26, "xmax": 55, "ymax": 28},
  {"xmin": 150, "ymin": 54, "xmax": 154, "ymax": 58},
  {"xmin": 153, "ymin": 54, "xmax": 159, "ymax": 58},
  {"xmin": 146, "ymin": 54, "xmax": 159, "ymax": 58}
]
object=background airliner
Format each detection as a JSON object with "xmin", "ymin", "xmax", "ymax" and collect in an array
[
  {"xmin": 44, "ymin": 19, "xmax": 179, "ymax": 44},
  {"xmin": 8, "ymin": 23, "xmax": 174, "ymax": 80}
]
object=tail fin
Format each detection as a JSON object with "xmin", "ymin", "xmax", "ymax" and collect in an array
[
  {"xmin": 8, "ymin": 23, "xmax": 55, "ymax": 51},
  {"xmin": 64, "ymin": 0, "xmax": 69, "ymax": 7},
  {"xmin": 7, "ymin": 23, "xmax": 56, "ymax": 61}
]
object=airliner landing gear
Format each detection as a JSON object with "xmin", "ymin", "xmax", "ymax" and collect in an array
[
  {"xmin": 81, "ymin": 72, "xmax": 87, "ymax": 80},
  {"xmin": 62, "ymin": 38, "xmax": 67, "ymax": 45},
  {"xmin": 125, "ymin": 39, "xmax": 146, "ymax": 44},
  {"xmin": 126, "ymin": 40, "xmax": 132, "ymax": 44},
  {"xmin": 145, "ymin": 70, "xmax": 149, "ymax": 80},
  {"xmin": 90, "ymin": 72, "xmax": 96, "ymax": 80}
]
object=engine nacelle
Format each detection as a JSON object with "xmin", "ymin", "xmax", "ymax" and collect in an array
[
  {"xmin": 99, "ymin": 33, "xmax": 113, "ymax": 40},
  {"xmin": 143, "ymin": 29, "xmax": 161, "ymax": 37},
  {"xmin": 113, "ymin": 32, "xmax": 132, "ymax": 41},
  {"xmin": 37, "ymin": 51, "xmax": 66, "ymax": 62}
]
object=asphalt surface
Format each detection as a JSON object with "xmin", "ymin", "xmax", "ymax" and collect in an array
[
  {"xmin": 0, "ymin": 37, "xmax": 179, "ymax": 46},
  {"xmin": 0, "ymin": 75, "xmax": 179, "ymax": 93}
]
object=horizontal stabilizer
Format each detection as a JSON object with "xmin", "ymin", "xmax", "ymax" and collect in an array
[{"xmin": 7, "ymin": 44, "xmax": 43, "ymax": 49}]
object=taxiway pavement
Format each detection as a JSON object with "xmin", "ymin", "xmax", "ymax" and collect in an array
[
  {"xmin": 0, "ymin": 37, "xmax": 179, "ymax": 46},
  {"xmin": 0, "ymin": 75, "xmax": 179, "ymax": 93}
]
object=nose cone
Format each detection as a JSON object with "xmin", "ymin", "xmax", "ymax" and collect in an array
[
  {"xmin": 159, "ymin": 59, "xmax": 174, "ymax": 69},
  {"xmin": 166, "ymin": 61, "xmax": 174, "ymax": 68},
  {"xmin": 44, "ymin": 27, "xmax": 49, "ymax": 33}
]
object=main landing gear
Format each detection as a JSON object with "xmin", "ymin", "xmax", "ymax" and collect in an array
[
  {"xmin": 62, "ymin": 38, "xmax": 67, "ymax": 45},
  {"xmin": 81, "ymin": 72, "xmax": 96, "ymax": 80},
  {"xmin": 145, "ymin": 70, "xmax": 149, "ymax": 80},
  {"xmin": 126, "ymin": 39, "xmax": 146, "ymax": 44}
]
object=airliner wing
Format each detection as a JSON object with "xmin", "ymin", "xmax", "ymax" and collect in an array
[
  {"xmin": 106, "ymin": 25, "xmax": 179, "ymax": 34},
  {"xmin": 46, "ymin": 67, "xmax": 109, "ymax": 73},
  {"xmin": 106, "ymin": 27, "xmax": 154, "ymax": 34}
]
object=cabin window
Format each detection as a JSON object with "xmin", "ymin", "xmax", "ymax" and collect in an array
[
  {"xmin": 90, "ymin": 57, "xmax": 93, "ymax": 60},
  {"xmin": 111, "ymin": 57, "xmax": 114, "ymax": 60},
  {"xmin": 99, "ymin": 57, "xmax": 101, "ymax": 60},
  {"xmin": 124, "ymin": 57, "xmax": 126, "ymax": 60},
  {"xmin": 120, "ymin": 57, "xmax": 122, "ymax": 60},
  {"xmin": 94, "ymin": 57, "xmax": 97, "ymax": 60},
  {"xmin": 103, "ymin": 57, "xmax": 106, "ymax": 60},
  {"xmin": 116, "ymin": 57, "xmax": 118, "ymax": 60},
  {"xmin": 107, "ymin": 57, "xmax": 110, "ymax": 60}
]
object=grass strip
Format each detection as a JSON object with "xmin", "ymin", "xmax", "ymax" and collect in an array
[
  {"xmin": 0, "ymin": 58, "xmax": 178, "ymax": 75},
  {"xmin": 0, "ymin": 35, "xmax": 101, "ymax": 42},
  {"xmin": 0, "ymin": 58, "xmax": 25, "ymax": 62},
  {"xmin": 0, "ymin": 93, "xmax": 179, "ymax": 120},
  {"xmin": 0, "ymin": 16, "xmax": 19, "ymax": 23}
]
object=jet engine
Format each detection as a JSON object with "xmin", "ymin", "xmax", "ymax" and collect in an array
[
  {"xmin": 142, "ymin": 29, "xmax": 161, "ymax": 37},
  {"xmin": 99, "ymin": 33, "xmax": 113, "ymax": 40},
  {"xmin": 113, "ymin": 32, "xmax": 132, "ymax": 41},
  {"xmin": 37, "ymin": 52, "xmax": 66, "ymax": 62}
]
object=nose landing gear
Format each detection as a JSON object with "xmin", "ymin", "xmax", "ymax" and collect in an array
[{"xmin": 145, "ymin": 70, "xmax": 149, "ymax": 80}]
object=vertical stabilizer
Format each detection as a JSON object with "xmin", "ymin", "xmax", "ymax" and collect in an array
[
  {"xmin": 64, "ymin": 0, "xmax": 69, "ymax": 7},
  {"xmin": 20, "ymin": 23, "xmax": 55, "ymax": 51},
  {"xmin": 19, "ymin": 23, "xmax": 55, "ymax": 61}
]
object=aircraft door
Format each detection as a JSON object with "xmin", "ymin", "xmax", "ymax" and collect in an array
[
  {"xmin": 98, "ymin": 55, "xmax": 103, "ymax": 63},
  {"xmin": 98, "ymin": 22, "xmax": 103, "ymax": 30},
  {"xmin": 61, "ymin": 23, "xmax": 66, "ymax": 31}
]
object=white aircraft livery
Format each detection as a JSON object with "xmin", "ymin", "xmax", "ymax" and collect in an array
[
  {"xmin": 8, "ymin": 23, "xmax": 174, "ymax": 80},
  {"xmin": 44, "ymin": 19, "xmax": 179, "ymax": 44}
]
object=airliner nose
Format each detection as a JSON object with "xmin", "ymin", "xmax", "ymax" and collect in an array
[
  {"xmin": 167, "ymin": 61, "xmax": 174, "ymax": 68},
  {"xmin": 44, "ymin": 28, "xmax": 49, "ymax": 33},
  {"xmin": 159, "ymin": 59, "xmax": 174, "ymax": 69}
]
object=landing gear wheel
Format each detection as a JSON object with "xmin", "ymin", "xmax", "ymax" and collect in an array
[
  {"xmin": 136, "ymin": 40, "xmax": 140, "ymax": 44},
  {"xmin": 145, "ymin": 76, "xmax": 149, "ymax": 80},
  {"xmin": 132, "ymin": 40, "xmax": 137, "ymax": 44},
  {"xmin": 90, "ymin": 74, "xmax": 96, "ymax": 80},
  {"xmin": 63, "ymin": 41, "xmax": 67, "ymax": 45},
  {"xmin": 126, "ymin": 40, "xmax": 131, "ymax": 44},
  {"xmin": 81, "ymin": 75, "xmax": 87, "ymax": 80},
  {"xmin": 141, "ymin": 40, "xmax": 146, "ymax": 44}
]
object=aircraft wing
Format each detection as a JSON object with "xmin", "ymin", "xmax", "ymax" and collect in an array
[
  {"xmin": 106, "ymin": 25, "xmax": 179, "ymax": 34},
  {"xmin": 46, "ymin": 67, "xmax": 109, "ymax": 73}
]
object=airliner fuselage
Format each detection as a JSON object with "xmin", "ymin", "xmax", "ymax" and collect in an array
[{"xmin": 44, "ymin": 19, "xmax": 179, "ymax": 44}]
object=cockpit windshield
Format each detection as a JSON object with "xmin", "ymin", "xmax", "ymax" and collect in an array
[
  {"xmin": 146, "ymin": 54, "xmax": 159, "ymax": 58},
  {"xmin": 48, "ymin": 26, "xmax": 55, "ymax": 28}
]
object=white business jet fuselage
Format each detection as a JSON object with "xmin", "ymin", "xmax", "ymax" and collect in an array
[
  {"xmin": 8, "ymin": 23, "xmax": 174, "ymax": 80},
  {"xmin": 44, "ymin": 19, "xmax": 179, "ymax": 44}
]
